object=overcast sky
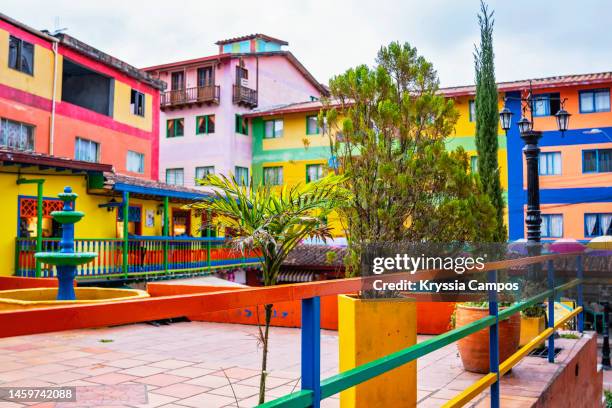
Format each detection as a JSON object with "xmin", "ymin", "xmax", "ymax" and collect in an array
[{"xmin": 3, "ymin": 0, "xmax": 612, "ymax": 87}]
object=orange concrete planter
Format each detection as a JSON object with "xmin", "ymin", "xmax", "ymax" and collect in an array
[
  {"xmin": 456, "ymin": 304, "xmax": 520, "ymax": 373},
  {"xmin": 416, "ymin": 301, "xmax": 455, "ymax": 334}
]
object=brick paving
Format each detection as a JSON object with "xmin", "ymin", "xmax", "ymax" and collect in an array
[{"xmin": 0, "ymin": 321, "xmax": 594, "ymax": 407}]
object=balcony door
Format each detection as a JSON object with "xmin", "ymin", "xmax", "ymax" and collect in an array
[
  {"xmin": 197, "ymin": 66, "xmax": 214, "ymax": 101},
  {"xmin": 171, "ymin": 71, "xmax": 185, "ymax": 90}
]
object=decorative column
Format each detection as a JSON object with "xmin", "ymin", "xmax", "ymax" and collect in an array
[{"xmin": 521, "ymin": 130, "xmax": 542, "ymax": 255}]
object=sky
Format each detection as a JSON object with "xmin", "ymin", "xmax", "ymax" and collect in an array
[{"xmin": 3, "ymin": 0, "xmax": 612, "ymax": 88}]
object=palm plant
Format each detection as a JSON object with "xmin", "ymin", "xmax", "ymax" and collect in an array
[{"xmin": 190, "ymin": 173, "xmax": 348, "ymax": 404}]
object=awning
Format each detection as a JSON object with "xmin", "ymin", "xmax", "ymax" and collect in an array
[{"xmin": 277, "ymin": 271, "xmax": 314, "ymax": 283}]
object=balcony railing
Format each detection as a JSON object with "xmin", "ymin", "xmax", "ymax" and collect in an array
[
  {"xmin": 160, "ymin": 86, "xmax": 220, "ymax": 109},
  {"xmin": 232, "ymin": 85, "xmax": 258, "ymax": 108},
  {"xmin": 15, "ymin": 237, "xmax": 260, "ymax": 279}
]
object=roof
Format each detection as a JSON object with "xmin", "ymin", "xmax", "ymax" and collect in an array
[
  {"xmin": 142, "ymin": 51, "xmax": 328, "ymax": 96},
  {"xmin": 55, "ymin": 34, "xmax": 166, "ymax": 91},
  {"xmin": 441, "ymin": 71, "xmax": 612, "ymax": 97},
  {"xmin": 244, "ymin": 99, "xmax": 348, "ymax": 118},
  {"xmin": 0, "ymin": 148, "xmax": 113, "ymax": 173},
  {"xmin": 215, "ymin": 34, "xmax": 288, "ymax": 46},
  {"xmin": 102, "ymin": 172, "xmax": 212, "ymax": 201},
  {"xmin": 282, "ymin": 244, "xmax": 346, "ymax": 269},
  {"xmin": 0, "ymin": 13, "xmax": 58, "ymax": 42}
]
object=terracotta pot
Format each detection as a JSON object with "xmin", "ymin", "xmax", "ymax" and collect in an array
[{"xmin": 456, "ymin": 304, "xmax": 520, "ymax": 373}]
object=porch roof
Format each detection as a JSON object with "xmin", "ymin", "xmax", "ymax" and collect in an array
[{"xmin": 99, "ymin": 173, "xmax": 212, "ymax": 202}]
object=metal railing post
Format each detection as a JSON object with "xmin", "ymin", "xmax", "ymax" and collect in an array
[
  {"xmin": 301, "ymin": 296, "xmax": 321, "ymax": 408},
  {"xmin": 122, "ymin": 191, "xmax": 130, "ymax": 279},
  {"xmin": 547, "ymin": 260, "xmax": 555, "ymax": 363},
  {"xmin": 488, "ymin": 269, "xmax": 500, "ymax": 408},
  {"xmin": 576, "ymin": 255, "xmax": 584, "ymax": 333}
]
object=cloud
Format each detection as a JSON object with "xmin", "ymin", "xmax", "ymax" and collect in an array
[{"xmin": 3, "ymin": 0, "xmax": 611, "ymax": 87}]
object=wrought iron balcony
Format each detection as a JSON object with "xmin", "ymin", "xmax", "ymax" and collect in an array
[
  {"xmin": 160, "ymin": 85, "xmax": 220, "ymax": 110},
  {"xmin": 232, "ymin": 85, "xmax": 258, "ymax": 108}
]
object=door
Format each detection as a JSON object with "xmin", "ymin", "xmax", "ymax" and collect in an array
[{"xmin": 170, "ymin": 71, "xmax": 185, "ymax": 103}]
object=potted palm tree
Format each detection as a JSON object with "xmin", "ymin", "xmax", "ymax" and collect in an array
[{"xmin": 190, "ymin": 174, "xmax": 347, "ymax": 405}]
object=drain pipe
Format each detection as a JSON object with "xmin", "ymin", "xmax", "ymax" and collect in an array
[{"xmin": 50, "ymin": 41, "xmax": 59, "ymax": 155}]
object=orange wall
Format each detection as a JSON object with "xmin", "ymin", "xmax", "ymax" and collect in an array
[{"xmin": 526, "ymin": 202, "xmax": 612, "ymax": 240}]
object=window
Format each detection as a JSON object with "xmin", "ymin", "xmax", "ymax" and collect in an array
[
  {"xmin": 235, "ymin": 166, "xmax": 249, "ymax": 186},
  {"xmin": 195, "ymin": 166, "xmax": 215, "ymax": 182},
  {"xmin": 19, "ymin": 198, "xmax": 63, "ymax": 238},
  {"xmin": 585, "ymin": 213, "xmax": 612, "ymax": 237},
  {"xmin": 75, "ymin": 138, "xmax": 100, "ymax": 163},
  {"xmin": 539, "ymin": 152, "xmax": 561, "ymax": 175},
  {"xmin": 541, "ymin": 214, "xmax": 563, "ymax": 238},
  {"xmin": 263, "ymin": 167, "xmax": 283, "ymax": 185},
  {"xmin": 166, "ymin": 118, "xmax": 184, "ymax": 138},
  {"xmin": 117, "ymin": 205, "xmax": 142, "ymax": 237},
  {"xmin": 264, "ymin": 119, "xmax": 283, "ymax": 138},
  {"xmin": 197, "ymin": 66, "xmax": 214, "ymax": 87},
  {"xmin": 470, "ymin": 156, "xmax": 478, "ymax": 173},
  {"xmin": 468, "ymin": 100, "xmax": 476, "ymax": 122},
  {"xmin": 579, "ymin": 89, "xmax": 610, "ymax": 113},
  {"xmin": 166, "ymin": 168, "xmax": 184, "ymax": 186},
  {"xmin": 130, "ymin": 90, "xmax": 145, "ymax": 117},
  {"xmin": 171, "ymin": 71, "xmax": 184, "ymax": 90},
  {"xmin": 306, "ymin": 164, "xmax": 324, "ymax": 183},
  {"xmin": 306, "ymin": 115, "xmax": 320, "ymax": 135},
  {"xmin": 235, "ymin": 114, "xmax": 248, "ymax": 135},
  {"xmin": 236, "ymin": 66, "xmax": 248, "ymax": 82},
  {"xmin": 8, "ymin": 36, "xmax": 34, "ymax": 75},
  {"xmin": 0, "ymin": 118, "xmax": 35, "ymax": 150},
  {"xmin": 532, "ymin": 93, "xmax": 560, "ymax": 117},
  {"xmin": 126, "ymin": 151, "xmax": 144, "ymax": 174},
  {"xmin": 196, "ymin": 115, "xmax": 215, "ymax": 134},
  {"xmin": 583, "ymin": 149, "xmax": 612, "ymax": 173}
]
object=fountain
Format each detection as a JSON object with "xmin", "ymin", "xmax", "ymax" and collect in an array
[{"xmin": 0, "ymin": 187, "xmax": 148, "ymax": 310}]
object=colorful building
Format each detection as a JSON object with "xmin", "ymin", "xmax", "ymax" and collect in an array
[
  {"xmin": 442, "ymin": 73, "xmax": 612, "ymax": 241},
  {"xmin": 2, "ymin": 148, "xmax": 259, "ymax": 280},
  {"xmin": 248, "ymin": 73, "xmax": 612, "ymax": 242},
  {"xmin": 0, "ymin": 13, "xmax": 164, "ymax": 180},
  {"xmin": 143, "ymin": 34, "xmax": 328, "ymax": 188}
]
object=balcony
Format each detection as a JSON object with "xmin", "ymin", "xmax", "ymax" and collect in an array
[
  {"xmin": 160, "ymin": 85, "xmax": 220, "ymax": 110},
  {"xmin": 232, "ymin": 85, "xmax": 258, "ymax": 108}
]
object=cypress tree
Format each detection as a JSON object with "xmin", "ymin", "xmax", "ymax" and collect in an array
[{"xmin": 474, "ymin": 1, "xmax": 507, "ymax": 242}]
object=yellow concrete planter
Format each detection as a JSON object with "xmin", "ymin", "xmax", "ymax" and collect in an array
[
  {"xmin": 338, "ymin": 294, "xmax": 417, "ymax": 408},
  {"xmin": 519, "ymin": 315, "xmax": 546, "ymax": 347},
  {"xmin": 0, "ymin": 288, "xmax": 149, "ymax": 311}
]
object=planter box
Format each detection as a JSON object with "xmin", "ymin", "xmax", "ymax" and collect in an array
[
  {"xmin": 338, "ymin": 294, "xmax": 417, "ymax": 408},
  {"xmin": 519, "ymin": 315, "xmax": 546, "ymax": 347}
]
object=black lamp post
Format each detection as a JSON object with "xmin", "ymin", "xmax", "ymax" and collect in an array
[{"xmin": 499, "ymin": 82, "xmax": 571, "ymax": 252}]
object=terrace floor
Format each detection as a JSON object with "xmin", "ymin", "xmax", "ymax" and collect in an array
[{"xmin": 0, "ymin": 321, "xmax": 595, "ymax": 407}]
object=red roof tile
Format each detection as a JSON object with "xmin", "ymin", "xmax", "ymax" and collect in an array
[{"xmin": 215, "ymin": 34, "xmax": 288, "ymax": 46}]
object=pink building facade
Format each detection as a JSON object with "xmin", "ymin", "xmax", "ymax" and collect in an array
[{"xmin": 144, "ymin": 34, "xmax": 327, "ymax": 188}]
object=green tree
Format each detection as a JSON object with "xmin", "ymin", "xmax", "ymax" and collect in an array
[
  {"xmin": 321, "ymin": 41, "xmax": 497, "ymax": 273},
  {"xmin": 190, "ymin": 174, "xmax": 347, "ymax": 404},
  {"xmin": 474, "ymin": 1, "xmax": 507, "ymax": 242}
]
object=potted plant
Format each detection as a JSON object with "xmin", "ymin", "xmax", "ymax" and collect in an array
[
  {"xmin": 338, "ymin": 294, "xmax": 417, "ymax": 408},
  {"xmin": 520, "ymin": 304, "xmax": 546, "ymax": 347},
  {"xmin": 454, "ymin": 302, "xmax": 521, "ymax": 374}
]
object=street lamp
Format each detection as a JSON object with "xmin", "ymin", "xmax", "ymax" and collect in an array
[
  {"xmin": 583, "ymin": 128, "xmax": 612, "ymax": 142},
  {"xmin": 498, "ymin": 81, "xmax": 571, "ymax": 248}
]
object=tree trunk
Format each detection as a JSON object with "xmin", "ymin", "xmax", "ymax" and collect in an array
[{"xmin": 258, "ymin": 303, "xmax": 274, "ymax": 404}]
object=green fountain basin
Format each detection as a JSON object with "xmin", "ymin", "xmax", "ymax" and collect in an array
[
  {"xmin": 50, "ymin": 211, "xmax": 85, "ymax": 224},
  {"xmin": 35, "ymin": 252, "xmax": 97, "ymax": 266}
]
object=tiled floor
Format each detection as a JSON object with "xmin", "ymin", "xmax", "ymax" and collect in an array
[{"xmin": 0, "ymin": 321, "xmax": 592, "ymax": 407}]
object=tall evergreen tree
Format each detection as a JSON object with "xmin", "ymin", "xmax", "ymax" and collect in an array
[{"xmin": 474, "ymin": 1, "xmax": 507, "ymax": 242}]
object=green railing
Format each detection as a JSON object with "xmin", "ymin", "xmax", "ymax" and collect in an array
[
  {"xmin": 258, "ymin": 253, "xmax": 585, "ymax": 408},
  {"xmin": 15, "ymin": 236, "xmax": 261, "ymax": 279}
]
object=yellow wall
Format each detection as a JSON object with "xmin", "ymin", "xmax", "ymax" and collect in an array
[
  {"xmin": 452, "ymin": 95, "xmax": 505, "ymax": 136},
  {"xmin": 262, "ymin": 112, "xmax": 330, "ymax": 151},
  {"xmin": 0, "ymin": 29, "xmax": 56, "ymax": 100},
  {"xmin": 112, "ymin": 81, "xmax": 154, "ymax": 132}
]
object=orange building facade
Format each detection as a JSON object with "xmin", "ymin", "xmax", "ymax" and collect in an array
[{"xmin": 0, "ymin": 14, "xmax": 164, "ymax": 179}]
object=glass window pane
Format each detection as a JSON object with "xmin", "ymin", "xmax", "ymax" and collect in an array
[
  {"xmin": 596, "ymin": 90, "xmax": 610, "ymax": 111},
  {"xmin": 583, "ymin": 150, "xmax": 597, "ymax": 172},
  {"xmin": 20, "ymin": 41, "xmax": 33, "ymax": 75},
  {"xmin": 599, "ymin": 149, "xmax": 612, "ymax": 172},
  {"xmin": 580, "ymin": 92, "xmax": 594, "ymax": 112},
  {"xmin": 550, "ymin": 215, "xmax": 563, "ymax": 237},
  {"xmin": 552, "ymin": 153, "xmax": 561, "ymax": 175},
  {"xmin": 8, "ymin": 37, "xmax": 19, "ymax": 70},
  {"xmin": 176, "ymin": 119, "xmax": 184, "ymax": 136},
  {"xmin": 585, "ymin": 214, "xmax": 598, "ymax": 236},
  {"xmin": 208, "ymin": 115, "xmax": 215, "ymax": 133},
  {"xmin": 307, "ymin": 116, "xmax": 319, "ymax": 134},
  {"xmin": 541, "ymin": 215, "xmax": 550, "ymax": 237},
  {"xmin": 533, "ymin": 96, "xmax": 548, "ymax": 116},
  {"xmin": 274, "ymin": 120, "xmax": 283, "ymax": 137},
  {"xmin": 265, "ymin": 121, "xmax": 274, "ymax": 138}
]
